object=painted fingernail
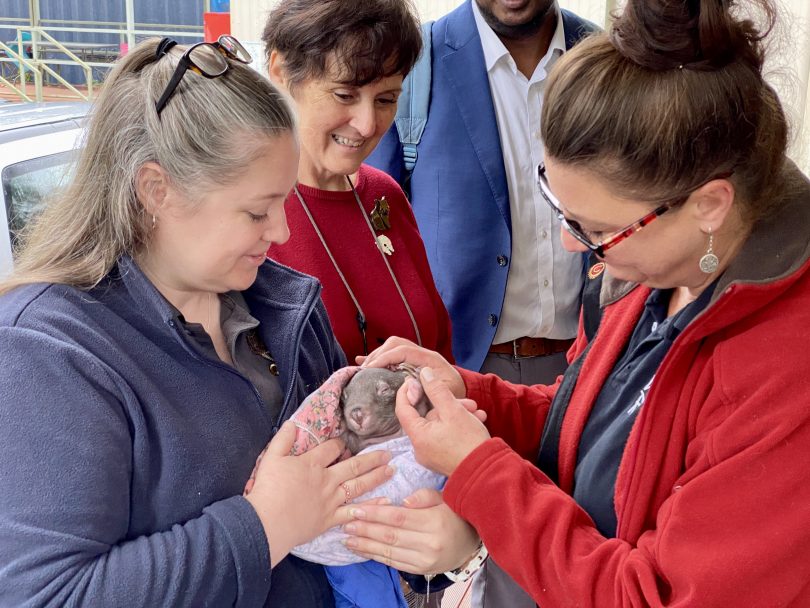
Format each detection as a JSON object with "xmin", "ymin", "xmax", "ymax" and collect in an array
[
  {"xmin": 349, "ymin": 508, "xmax": 366, "ymax": 519},
  {"xmin": 421, "ymin": 367, "xmax": 435, "ymax": 382},
  {"xmin": 344, "ymin": 523, "xmax": 357, "ymax": 534}
]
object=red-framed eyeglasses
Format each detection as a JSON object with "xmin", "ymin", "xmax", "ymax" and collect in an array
[{"xmin": 536, "ymin": 163, "xmax": 732, "ymax": 257}]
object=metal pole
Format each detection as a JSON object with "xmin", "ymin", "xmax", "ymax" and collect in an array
[
  {"xmin": 27, "ymin": 0, "xmax": 43, "ymax": 101},
  {"xmin": 28, "ymin": 0, "xmax": 40, "ymax": 27},
  {"xmin": 125, "ymin": 0, "xmax": 136, "ymax": 50}
]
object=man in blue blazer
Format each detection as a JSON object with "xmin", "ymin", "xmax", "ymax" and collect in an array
[
  {"xmin": 367, "ymin": 1, "xmax": 597, "ymax": 606},
  {"xmin": 368, "ymin": 0, "xmax": 597, "ymax": 373}
]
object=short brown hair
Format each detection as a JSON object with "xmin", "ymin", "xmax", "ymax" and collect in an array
[
  {"xmin": 262, "ymin": 0, "xmax": 422, "ymax": 87},
  {"xmin": 542, "ymin": 0, "xmax": 788, "ymax": 226}
]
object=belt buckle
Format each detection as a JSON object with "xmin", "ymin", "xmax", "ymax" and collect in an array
[{"xmin": 512, "ymin": 338, "xmax": 532, "ymax": 360}]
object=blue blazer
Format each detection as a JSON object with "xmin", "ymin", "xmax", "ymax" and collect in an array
[{"xmin": 367, "ymin": 1, "xmax": 597, "ymax": 371}]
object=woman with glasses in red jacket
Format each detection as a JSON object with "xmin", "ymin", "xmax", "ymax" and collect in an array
[{"xmin": 342, "ymin": 0, "xmax": 810, "ymax": 605}]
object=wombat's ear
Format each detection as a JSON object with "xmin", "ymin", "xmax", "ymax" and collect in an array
[{"xmin": 375, "ymin": 380, "xmax": 395, "ymax": 399}]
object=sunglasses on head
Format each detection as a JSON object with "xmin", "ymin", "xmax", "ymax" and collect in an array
[{"xmin": 154, "ymin": 35, "xmax": 252, "ymax": 117}]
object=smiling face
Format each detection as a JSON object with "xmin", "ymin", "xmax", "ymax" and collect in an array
[
  {"xmin": 271, "ymin": 52, "xmax": 401, "ymax": 190},
  {"xmin": 145, "ymin": 131, "xmax": 299, "ymax": 294}
]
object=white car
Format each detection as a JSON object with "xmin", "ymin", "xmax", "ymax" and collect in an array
[{"xmin": 0, "ymin": 102, "xmax": 90, "ymax": 277}]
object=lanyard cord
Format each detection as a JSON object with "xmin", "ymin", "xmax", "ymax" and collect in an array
[
  {"xmin": 346, "ymin": 175, "xmax": 422, "ymax": 348},
  {"xmin": 292, "ymin": 178, "xmax": 422, "ymax": 354},
  {"xmin": 293, "ymin": 185, "xmax": 368, "ymax": 354}
]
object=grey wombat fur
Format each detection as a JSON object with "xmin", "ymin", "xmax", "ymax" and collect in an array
[{"xmin": 340, "ymin": 368, "xmax": 431, "ymax": 454}]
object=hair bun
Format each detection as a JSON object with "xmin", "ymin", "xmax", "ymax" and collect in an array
[{"xmin": 609, "ymin": 0, "xmax": 770, "ymax": 72}]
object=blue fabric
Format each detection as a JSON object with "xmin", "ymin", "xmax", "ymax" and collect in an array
[
  {"xmin": 326, "ymin": 562, "xmax": 408, "ymax": 608},
  {"xmin": 0, "ymin": 256, "xmax": 345, "ymax": 607},
  {"xmin": 366, "ymin": 0, "xmax": 598, "ymax": 371},
  {"xmin": 574, "ymin": 283, "xmax": 716, "ymax": 536},
  {"xmin": 395, "ymin": 19, "xmax": 433, "ymax": 164}
]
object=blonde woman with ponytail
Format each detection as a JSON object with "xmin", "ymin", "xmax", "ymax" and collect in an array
[
  {"xmin": 345, "ymin": 0, "xmax": 810, "ymax": 605},
  {"xmin": 0, "ymin": 37, "xmax": 394, "ymax": 606}
]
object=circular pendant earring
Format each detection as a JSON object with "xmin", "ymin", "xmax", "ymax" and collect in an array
[{"xmin": 699, "ymin": 228, "xmax": 719, "ymax": 274}]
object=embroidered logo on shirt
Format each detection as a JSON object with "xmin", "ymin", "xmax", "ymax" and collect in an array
[{"xmin": 627, "ymin": 375, "xmax": 655, "ymax": 416}]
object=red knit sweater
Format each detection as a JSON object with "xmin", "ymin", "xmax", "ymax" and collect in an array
[{"xmin": 268, "ymin": 165, "xmax": 453, "ymax": 364}]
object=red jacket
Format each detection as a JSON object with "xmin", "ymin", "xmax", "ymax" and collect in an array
[{"xmin": 446, "ymin": 164, "xmax": 810, "ymax": 607}]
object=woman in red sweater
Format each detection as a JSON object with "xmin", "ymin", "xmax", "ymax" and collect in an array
[
  {"xmin": 261, "ymin": 0, "xmax": 453, "ymax": 363},
  {"xmin": 342, "ymin": 0, "xmax": 810, "ymax": 606}
]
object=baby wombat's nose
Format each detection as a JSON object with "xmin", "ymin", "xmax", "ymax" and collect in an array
[{"xmin": 350, "ymin": 408, "xmax": 366, "ymax": 429}]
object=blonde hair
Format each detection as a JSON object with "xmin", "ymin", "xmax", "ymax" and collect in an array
[{"xmin": 1, "ymin": 37, "xmax": 295, "ymax": 295}]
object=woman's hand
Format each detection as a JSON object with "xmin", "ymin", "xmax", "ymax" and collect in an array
[
  {"xmin": 399, "ymin": 368, "xmax": 491, "ymax": 477},
  {"xmin": 357, "ymin": 336, "xmax": 466, "ymax": 400},
  {"xmin": 343, "ymin": 488, "xmax": 480, "ymax": 575},
  {"xmin": 244, "ymin": 421, "xmax": 394, "ymax": 566}
]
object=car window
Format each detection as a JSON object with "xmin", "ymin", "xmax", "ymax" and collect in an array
[{"xmin": 2, "ymin": 151, "xmax": 77, "ymax": 253}]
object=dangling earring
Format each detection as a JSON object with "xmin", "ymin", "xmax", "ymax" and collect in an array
[
  {"xmin": 699, "ymin": 228, "xmax": 719, "ymax": 274},
  {"xmin": 151, "ymin": 215, "xmax": 157, "ymax": 230}
]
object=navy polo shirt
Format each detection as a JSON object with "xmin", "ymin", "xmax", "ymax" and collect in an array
[{"xmin": 573, "ymin": 282, "xmax": 716, "ymax": 537}]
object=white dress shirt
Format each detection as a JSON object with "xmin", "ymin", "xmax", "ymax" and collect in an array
[{"xmin": 472, "ymin": 1, "xmax": 583, "ymax": 342}]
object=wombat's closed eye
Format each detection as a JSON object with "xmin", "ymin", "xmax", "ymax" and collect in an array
[{"xmin": 339, "ymin": 368, "xmax": 431, "ymax": 454}]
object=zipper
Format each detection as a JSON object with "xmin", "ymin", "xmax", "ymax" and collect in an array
[
  {"xmin": 614, "ymin": 284, "xmax": 736, "ymax": 537},
  {"xmin": 164, "ymin": 275, "xmax": 324, "ymax": 436},
  {"xmin": 270, "ymin": 280, "xmax": 322, "ymax": 430},
  {"xmin": 165, "ymin": 317, "xmax": 272, "ymax": 426}
]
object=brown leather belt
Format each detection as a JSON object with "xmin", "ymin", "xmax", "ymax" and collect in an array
[{"xmin": 489, "ymin": 337, "xmax": 575, "ymax": 358}]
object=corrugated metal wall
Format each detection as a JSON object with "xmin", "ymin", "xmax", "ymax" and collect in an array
[
  {"xmin": 1, "ymin": 0, "xmax": 205, "ymax": 84},
  {"xmin": 1, "ymin": 0, "xmax": 31, "ymax": 21},
  {"xmin": 1, "ymin": 1, "xmax": 205, "ymax": 40}
]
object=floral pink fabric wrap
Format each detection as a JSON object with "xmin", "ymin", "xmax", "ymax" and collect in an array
[
  {"xmin": 288, "ymin": 365, "xmax": 361, "ymax": 457},
  {"xmin": 243, "ymin": 366, "xmax": 361, "ymax": 495},
  {"xmin": 243, "ymin": 365, "xmax": 444, "ymax": 564}
]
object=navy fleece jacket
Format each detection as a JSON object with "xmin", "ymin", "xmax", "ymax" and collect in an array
[{"xmin": 0, "ymin": 257, "xmax": 345, "ymax": 607}]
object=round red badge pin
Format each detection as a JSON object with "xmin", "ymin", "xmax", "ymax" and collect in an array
[{"xmin": 587, "ymin": 262, "xmax": 606, "ymax": 280}]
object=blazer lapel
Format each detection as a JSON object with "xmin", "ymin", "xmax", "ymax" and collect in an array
[{"xmin": 440, "ymin": 1, "xmax": 511, "ymax": 232}]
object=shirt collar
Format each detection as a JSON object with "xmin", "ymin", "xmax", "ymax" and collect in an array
[
  {"xmin": 643, "ymin": 280, "xmax": 719, "ymax": 338},
  {"xmin": 472, "ymin": 1, "xmax": 566, "ymax": 76}
]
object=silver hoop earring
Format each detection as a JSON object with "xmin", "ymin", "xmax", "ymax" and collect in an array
[{"xmin": 699, "ymin": 228, "xmax": 719, "ymax": 274}]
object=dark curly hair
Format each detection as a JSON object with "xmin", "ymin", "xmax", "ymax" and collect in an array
[{"xmin": 262, "ymin": 0, "xmax": 422, "ymax": 87}]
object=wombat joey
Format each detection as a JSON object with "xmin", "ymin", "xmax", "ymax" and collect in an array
[{"xmin": 340, "ymin": 368, "xmax": 431, "ymax": 455}]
